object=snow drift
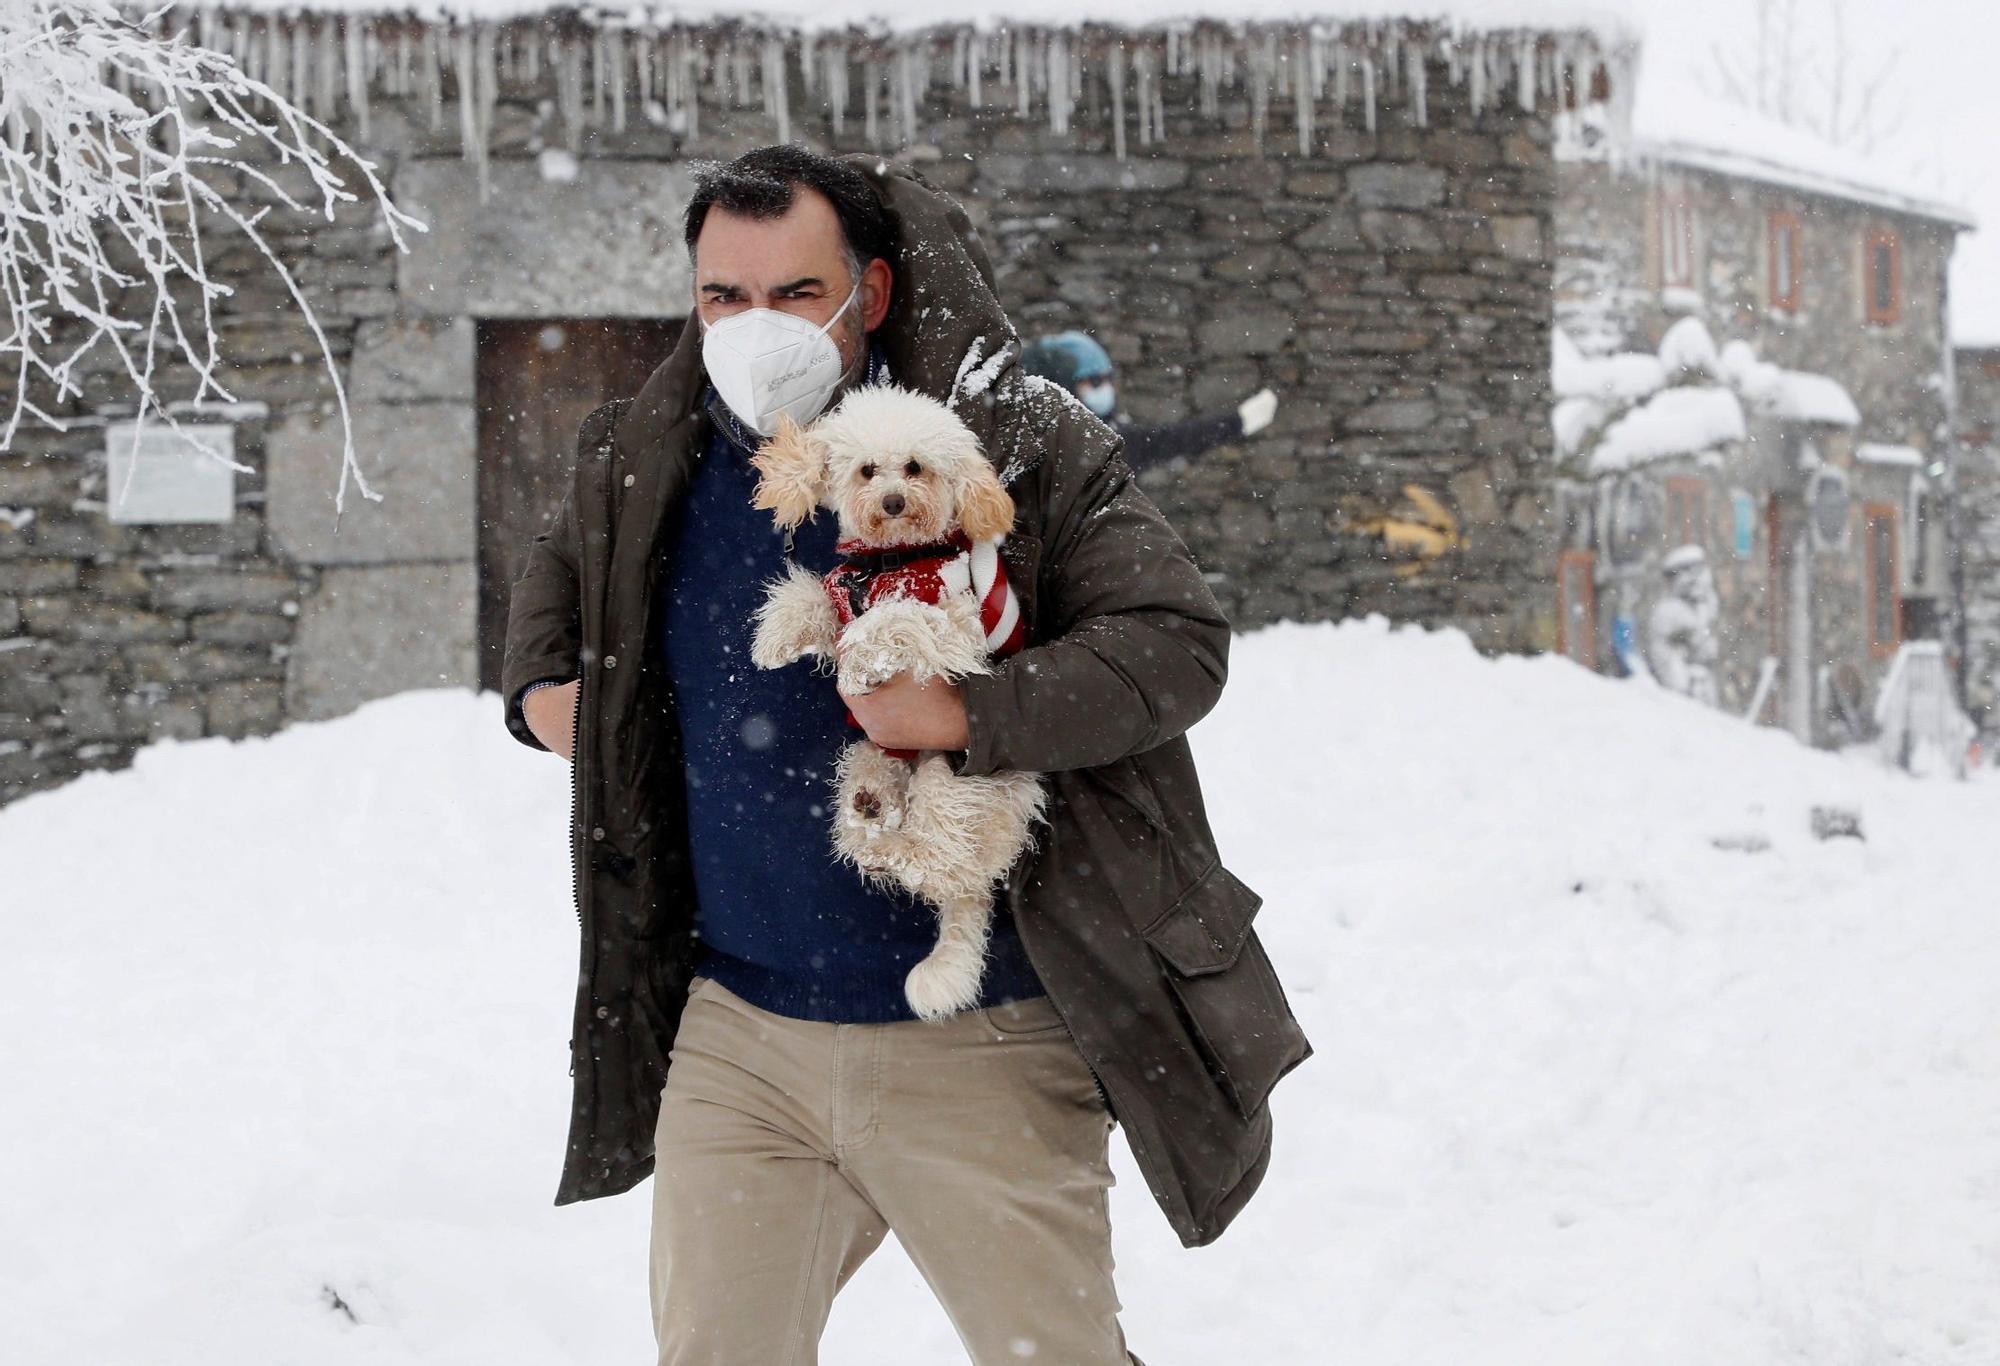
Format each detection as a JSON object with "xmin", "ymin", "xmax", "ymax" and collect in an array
[{"xmin": 3, "ymin": 619, "xmax": 1997, "ymax": 1364}]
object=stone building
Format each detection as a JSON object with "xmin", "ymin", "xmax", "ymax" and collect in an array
[
  {"xmin": 0, "ymin": 5, "xmax": 1636, "ymax": 804},
  {"xmin": 1551, "ymin": 88, "xmax": 1971, "ymax": 745},
  {"xmin": 1952, "ymin": 344, "xmax": 2000, "ymax": 737}
]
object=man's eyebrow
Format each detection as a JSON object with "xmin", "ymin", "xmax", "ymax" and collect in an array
[
  {"xmin": 772, "ymin": 276, "xmax": 827, "ymax": 293},
  {"xmin": 698, "ymin": 280, "xmax": 741, "ymax": 295}
]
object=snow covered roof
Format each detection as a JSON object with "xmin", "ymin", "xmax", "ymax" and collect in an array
[{"xmin": 1627, "ymin": 77, "xmax": 1974, "ymax": 230}]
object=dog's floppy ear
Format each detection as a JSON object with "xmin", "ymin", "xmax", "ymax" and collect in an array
[
  {"xmin": 957, "ymin": 460, "xmax": 1015, "ymax": 541},
  {"xmin": 750, "ymin": 416, "xmax": 827, "ymax": 531}
]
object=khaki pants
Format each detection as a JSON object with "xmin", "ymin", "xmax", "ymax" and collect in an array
[{"xmin": 650, "ymin": 976, "xmax": 1135, "ymax": 1365}]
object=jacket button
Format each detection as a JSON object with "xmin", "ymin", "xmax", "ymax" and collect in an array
[
  {"xmin": 595, "ymin": 1005, "xmax": 610, "ymax": 1019},
  {"xmin": 591, "ymin": 826, "xmax": 605, "ymax": 841},
  {"xmin": 603, "ymin": 655, "xmax": 618, "ymax": 669},
  {"xmin": 623, "ymin": 473, "xmax": 635, "ymax": 487}
]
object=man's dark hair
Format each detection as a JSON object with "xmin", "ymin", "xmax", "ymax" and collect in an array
[{"xmin": 683, "ymin": 145, "xmax": 898, "ymax": 281}]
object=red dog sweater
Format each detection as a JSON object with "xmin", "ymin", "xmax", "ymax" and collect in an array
[{"xmin": 824, "ymin": 531, "xmax": 1025, "ymax": 758}]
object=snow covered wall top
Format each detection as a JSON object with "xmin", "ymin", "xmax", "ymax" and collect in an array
[
  {"xmin": 137, "ymin": 2, "xmax": 1639, "ymax": 188},
  {"xmin": 169, "ymin": 2, "xmax": 1639, "ymax": 37}
]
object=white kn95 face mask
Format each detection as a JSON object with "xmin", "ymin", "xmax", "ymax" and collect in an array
[{"xmin": 700, "ymin": 283, "xmax": 861, "ymax": 437}]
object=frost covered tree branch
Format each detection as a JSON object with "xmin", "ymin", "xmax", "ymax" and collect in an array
[
  {"xmin": 0, "ymin": 0, "xmax": 423, "ymax": 510},
  {"xmin": 1705, "ymin": 0, "xmax": 1905, "ymax": 153}
]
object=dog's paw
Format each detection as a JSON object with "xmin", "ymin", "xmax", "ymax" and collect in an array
[{"xmin": 905, "ymin": 957, "xmax": 984, "ymax": 1021}]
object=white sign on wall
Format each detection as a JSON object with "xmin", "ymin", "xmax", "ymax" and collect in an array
[{"xmin": 104, "ymin": 422, "xmax": 237, "ymax": 524}]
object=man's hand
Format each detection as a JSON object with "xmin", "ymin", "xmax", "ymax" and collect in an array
[
  {"xmin": 840, "ymin": 672, "xmax": 970, "ymax": 752},
  {"xmin": 524, "ymin": 680, "xmax": 580, "ymax": 761}
]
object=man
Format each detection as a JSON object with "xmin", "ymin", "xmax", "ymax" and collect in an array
[
  {"xmin": 503, "ymin": 146, "xmax": 1309, "ymax": 1364},
  {"xmin": 1020, "ymin": 330, "xmax": 1279, "ymax": 473}
]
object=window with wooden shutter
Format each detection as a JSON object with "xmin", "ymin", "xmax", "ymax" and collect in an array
[
  {"xmin": 1768, "ymin": 210, "xmax": 1801, "ymax": 312},
  {"xmin": 1865, "ymin": 230, "xmax": 1902, "ymax": 325},
  {"xmin": 1657, "ymin": 192, "xmax": 1696, "ymax": 291},
  {"xmin": 1665, "ymin": 475, "xmax": 1709, "ymax": 549}
]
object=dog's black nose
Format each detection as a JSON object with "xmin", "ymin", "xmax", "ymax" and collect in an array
[{"xmin": 881, "ymin": 493, "xmax": 906, "ymax": 516}]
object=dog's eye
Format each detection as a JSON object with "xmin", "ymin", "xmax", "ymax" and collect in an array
[
  {"xmin": 903, "ymin": 460, "xmax": 921, "ymax": 476},
  {"xmin": 859, "ymin": 463, "xmax": 876, "ymax": 480}
]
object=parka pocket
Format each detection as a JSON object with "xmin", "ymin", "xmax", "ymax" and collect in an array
[{"xmin": 1143, "ymin": 860, "xmax": 1301, "ymax": 1120}]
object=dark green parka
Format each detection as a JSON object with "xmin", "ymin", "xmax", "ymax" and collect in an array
[{"xmin": 501, "ymin": 157, "xmax": 1310, "ymax": 1247}]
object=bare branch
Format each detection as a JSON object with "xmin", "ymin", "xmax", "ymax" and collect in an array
[{"xmin": 0, "ymin": 0, "xmax": 425, "ymax": 512}]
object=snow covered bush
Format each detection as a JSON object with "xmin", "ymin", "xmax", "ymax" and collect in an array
[{"xmin": 0, "ymin": 0, "xmax": 420, "ymax": 507}]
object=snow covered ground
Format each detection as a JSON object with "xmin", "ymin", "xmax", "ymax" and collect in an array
[{"xmin": 4, "ymin": 618, "xmax": 1997, "ymax": 1364}]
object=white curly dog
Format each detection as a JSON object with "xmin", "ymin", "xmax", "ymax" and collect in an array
[{"xmin": 747, "ymin": 386, "xmax": 1047, "ymax": 1020}]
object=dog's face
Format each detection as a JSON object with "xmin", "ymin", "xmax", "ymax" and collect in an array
[{"xmin": 752, "ymin": 386, "xmax": 1014, "ymax": 548}]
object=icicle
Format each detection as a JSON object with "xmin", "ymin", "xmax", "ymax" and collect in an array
[
  {"xmin": 1048, "ymin": 31, "xmax": 1070, "ymax": 136},
  {"xmin": 609, "ymin": 28, "xmax": 626, "ymax": 134},
  {"xmin": 589, "ymin": 28, "xmax": 606, "ymax": 127},
  {"xmin": 1199, "ymin": 33, "xmax": 1219, "ymax": 120},
  {"xmin": 1408, "ymin": 37, "xmax": 1426, "ymax": 128},
  {"xmin": 1290, "ymin": 34, "xmax": 1309, "ymax": 155},
  {"xmin": 801, "ymin": 34, "xmax": 817, "ymax": 98},
  {"xmin": 523, "ymin": 25, "xmax": 539, "ymax": 84},
  {"xmin": 638, "ymin": 32, "xmax": 654, "ymax": 113},
  {"xmin": 1517, "ymin": 34, "xmax": 1535, "ymax": 112},
  {"xmin": 1108, "ymin": 43, "xmax": 1127, "ymax": 160},
  {"xmin": 1470, "ymin": 35, "xmax": 1486, "ymax": 117},
  {"xmin": 825, "ymin": 40, "xmax": 846, "ymax": 136},
  {"xmin": 766, "ymin": 38, "xmax": 789, "ymax": 144},
  {"xmin": 422, "ymin": 27, "xmax": 443, "ymax": 131},
  {"xmin": 682, "ymin": 37, "xmax": 700, "ymax": 141},
  {"xmin": 240, "ymin": 18, "xmax": 261, "ymax": 92},
  {"xmin": 1247, "ymin": 32, "xmax": 1271, "ymax": 155},
  {"xmin": 864, "ymin": 56, "xmax": 880, "ymax": 147},
  {"xmin": 1332, "ymin": 40, "xmax": 1349, "ymax": 111},
  {"xmin": 1362, "ymin": 54, "xmax": 1376, "ymax": 135},
  {"xmin": 1014, "ymin": 32, "xmax": 1030, "ymax": 121},
  {"xmin": 265, "ymin": 19, "xmax": 285, "ymax": 104},
  {"xmin": 457, "ymin": 27, "xmax": 482, "ymax": 195},
  {"xmin": 291, "ymin": 20, "xmax": 310, "ymax": 116},
  {"xmin": 346, "ymin": 19, "xmax": 370, "ymax": 141},
  {"xmin": 734, "ymin": 42, "xmax": 755, "ymax": 108},
  {"xmin": 969, "ymin": 31, "xmax": 982, "ymax": 109},
  {"xmin": 395, "ymin": 27, "xmax": 411, "ymax": 98},
  {"xmin": 315, "ymin": 17, "xmax": 337, "ymax": 119},
  {"xmin": 555, "ymin": 33, "xmax": 582, "ymax": 149}
]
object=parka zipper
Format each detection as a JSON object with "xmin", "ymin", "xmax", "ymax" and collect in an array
[{"xmin": 569, "ymin": 679, "xmax": 585, "ymax": 931}]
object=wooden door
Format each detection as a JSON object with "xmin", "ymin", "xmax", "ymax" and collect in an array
[{"xmin": 476, "ymin": 318, "xmax": 682, "ymax": 691}]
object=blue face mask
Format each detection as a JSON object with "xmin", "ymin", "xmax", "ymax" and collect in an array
[{"xmin": 1078, "ymin": 380, "xmax": 1116, "ymax": 418}]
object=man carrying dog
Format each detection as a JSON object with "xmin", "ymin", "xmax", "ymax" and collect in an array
[{"xmin": 503, "ymin": 145, "xmax": 1308, "ymax": 1365}]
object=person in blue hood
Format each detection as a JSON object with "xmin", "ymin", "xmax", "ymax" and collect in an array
[{"xmin": 1021, "ymin": 330, "xmax": 1278, "ymax": 472}]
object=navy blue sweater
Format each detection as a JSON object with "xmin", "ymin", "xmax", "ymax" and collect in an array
[{"xmin": 655, "ymin": 386, "xmax": 1044, "ymax": 1022}]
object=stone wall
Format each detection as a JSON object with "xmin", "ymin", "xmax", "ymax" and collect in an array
[
  {"xmin": 956, "ymin": 97, "xmax": 1559, "ymax": 640},
  {"xmin": 0, "ymin": 24, "xmax": 1571, "ymax": 803},
  {"xmin": 1955, "ymin": 346, "xmax": 2000, "ymax": 734},
  {"xmin": 0, "ymin": 416, "xmax": 307, "ymax": 803}
]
